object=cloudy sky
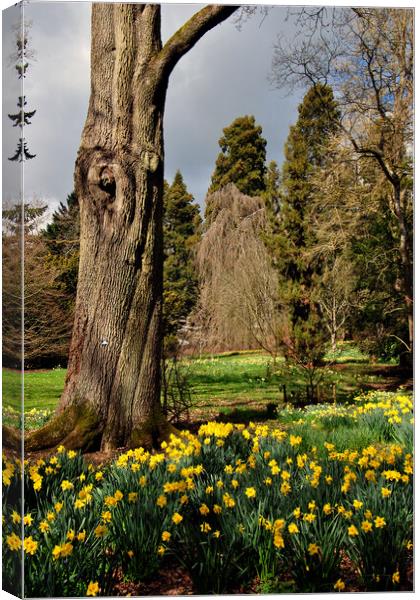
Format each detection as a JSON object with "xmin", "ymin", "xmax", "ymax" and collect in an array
[{"xmin": 2, "ymin": 1, "xmax": 303, "ymax": 214}]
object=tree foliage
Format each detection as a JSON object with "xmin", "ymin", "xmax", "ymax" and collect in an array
[
  {"xmin": 163, "ymin": 171, "xmax": 201, "ymax": 352},
  {"xmin": 206, "ymin": 115, "xmax": 267, "ymax": 221},
  {"xmin": 272, "ymin": 7, "xmax": 413, "ymax": 363},
  {"xmin": 43, "ymin": 192, "xmax": 80, "ymax": 299},
  {"xmin": 266, "ymin": 84, "xmax": 339, "ymax": 367}
]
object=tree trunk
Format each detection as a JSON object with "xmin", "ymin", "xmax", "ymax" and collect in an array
[
  {"xmin": 20, "ymin": 3, "xmax": 238, "ymax": 453},
  {"xmin": 392, "ymin": 183, "xmax": 413, "ymax": 367}
]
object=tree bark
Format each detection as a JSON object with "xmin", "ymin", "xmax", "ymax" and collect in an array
[{"xmin": 21, "ymin": 3, "xmax": 238, "ymax": 452}]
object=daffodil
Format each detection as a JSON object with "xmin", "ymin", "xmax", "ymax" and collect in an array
[
  {"xmin": 172, "ymin": 512, "xmax": 183, "ymax": 525},
  {"xmin": 334, "ymin": 579, "xmax": 345, "ymax": 591},
  {"xmin": 361, "ymin": 520, "xmax": 373, "ymax": 533},
  {"xmin": 23, "ymin": 536, "xmax": 38, "ymax": 555},
  {"xmin": 308, "ymin": 543, "xmax": 320, "ymax": 556},
  {"xmin": 374, "ymin": 516, "xmax": 386, "ymax": 529},
  {"xmin": 86, "ymin": 581, "xmax": 100, "ymax": 596},
  {"xmin": 6, "ymin": 533, "xmax": 21, "ymax": 551},
  {"xmin": 288, "ymin": 523, "xmax": 299, "ymax": 534}
]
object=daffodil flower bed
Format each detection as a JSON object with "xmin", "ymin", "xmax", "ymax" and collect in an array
[{"xmin": 2, "ymin": 391, "xmax": 413, "ymax": 596}]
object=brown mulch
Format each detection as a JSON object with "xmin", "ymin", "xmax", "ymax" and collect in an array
[
  {"xmin": 110, "ymin": 554, "xmax": 414, "ymax": 596},
  {"xmin": 113, "ymin": 560, "xmax": 194, "ymax": 596}
]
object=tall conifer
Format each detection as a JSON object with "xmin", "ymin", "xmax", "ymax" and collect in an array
[
  {"xmin": 163, "ymin": 170, "xmax": 201, "ymax": 350},
  {"xmin": 268, "ymin": 84, "xmax": 339, "ymax": 366},
  {"xmin": 206, "ymin": 115, "xmax": 267, "ymax": 222}
]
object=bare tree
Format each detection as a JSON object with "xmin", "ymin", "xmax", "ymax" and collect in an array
[
  {"xmin": 3, "ymin": 204, "xmax": 73, "ymax": 369},
  {"xmin": 192, "ymin": 184, "xmax": 282, "ymax": 357},
  {"xmin": 272, "ymin": 8, "xmax": 413, "ymax": 361},
  {"xmin": 316, "ymin": 257, "xmax": 356, "ymax": 353}
]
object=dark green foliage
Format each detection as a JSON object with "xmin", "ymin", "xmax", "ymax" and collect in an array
[
  {"xmin": 2, "ymin": 203, "xmax": 47, "ymax": 235},
  {"xmin": 266, "ymin": 85, "xmax": 339, "ymax": 369},
  {"xmin": 207, "ymin": 115, "xmax": 267, "ymax": 220},
  {"xmin": 43, "ymin": 192, "xmax": 80, "ymax": 298},
  {"xmin": 163, "ymin": 171, "xmax": 201, "ymax": 352},
  {"xmin": 349, "ymin": 182, "xmax": 411, "ymax": 361},
  {"xmin": 263, "ymin": 160, "xmax": 281, "ymax": 215}
]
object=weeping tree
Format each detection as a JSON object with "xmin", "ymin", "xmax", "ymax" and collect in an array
[
  {"xmin": 194, "ymin": 184, "xmax": 282, "ymax": 356},
  {"xmin": 4, "ymin": 3, "xmax": 238, "ymax": 453}
]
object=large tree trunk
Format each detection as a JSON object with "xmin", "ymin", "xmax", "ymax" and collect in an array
[{"xmin": 18, "ymin": 3, "xmax": 238, "ymax": 453}]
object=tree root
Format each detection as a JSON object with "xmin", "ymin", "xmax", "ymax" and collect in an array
[
  {"xmin": 3, "ymin": 404, "xmax": 179, "ymax": 455},
  {"xmin": 2, "ymin": 403, "xmax": 101, "ymax": 454}
]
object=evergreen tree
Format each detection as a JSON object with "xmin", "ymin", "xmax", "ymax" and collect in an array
[
  {"xmin": 206, "ymin": 115, "xmax": 267, "ymax": 220},
  {"xmin": 43, "ymin": 192, "xmax": 80, "ymax": 298},
  {"xmin": 163, "ymin": 171, "xmax": 201, "ymax": 352},
  {"xmin": 267, "ymin": 84, "xmax": 339, "ymax": 371},
  {"xmin": 8, "ymin": 25, "xmax": 36, "ymax": 162},
  {"xmin": 2, "ymin": 203, "xmax": 47, "ymax": 235},
  {"xmin": 263, "ymin": 160, "xmax": 281, "ymax": 215}
]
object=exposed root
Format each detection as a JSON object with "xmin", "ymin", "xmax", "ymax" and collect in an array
[
  {"xmin": 1, "ymin": 403, "xmax": 102, "ymax": 454},
  {"xmin": 3, "ymin": 403, "xmax": 178, "ymax": 455},
  {"xmin": 2, "ymin": 425, "xmax": 21, "ymax": 452},
  {"xmin": 24, "ymin": 403, "xmax": 101, "ymax": 452}
]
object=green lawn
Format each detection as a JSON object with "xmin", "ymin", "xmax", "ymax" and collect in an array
[
  {"xmin": 2, "ymin": 346, "xmax": 411, "ymax": 429},
  {"xmin": 2, "ymin": 367, "xmax": 66, "ymax": 411}
]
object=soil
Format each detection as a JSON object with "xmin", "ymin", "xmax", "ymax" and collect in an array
[{"xmin": 109, "ymin": 552, "xmax": 414, "ymax": 596}]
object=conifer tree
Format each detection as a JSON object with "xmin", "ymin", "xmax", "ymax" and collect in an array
[
  {"xmin": 263, "ymin": 160, "xmax": 281, "ymax": 214},
  {"xmin": 268, "ymin": 84, "xmax": 339, "ymax": 372},
  {"xmin": 43, "ymin": 192, "xmax": 80, "ymax": 298},
  {"xmin": 163, "ymin": 170, "xmax": 201, "ymax": 352},
  {"xmin": 206, "ymin": 115, "xmax": 267, "ymax": 221},
  {"xmin": 8, "ymin": 24, "xmax": 36, "ymax": 162}
]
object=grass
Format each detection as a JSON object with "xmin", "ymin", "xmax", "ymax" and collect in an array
[
  {"xmin": 2, "ymin": 345, "xmax": 411, "ymax": 429},
  {"xmin": 2, "ymin": 368, "xmax": 66, "ymax": 411}
]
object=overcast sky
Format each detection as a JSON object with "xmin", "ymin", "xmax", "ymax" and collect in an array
[{"xmin": 2, "ymin": 2, "xmax": 303, "ymax": 214}]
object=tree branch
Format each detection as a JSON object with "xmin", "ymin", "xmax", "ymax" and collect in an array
[{"xmin": 156, "ymin": 5, "xmax": 239, "ymax": 79}]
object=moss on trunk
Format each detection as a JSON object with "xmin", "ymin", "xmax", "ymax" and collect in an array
[
  {"xmin": 3, "ymin": 405, "xmax": 178, "ymax": 454},
  {"xmin": 24, "ymin": 403, "xmax": 101, "ymax": 452}
]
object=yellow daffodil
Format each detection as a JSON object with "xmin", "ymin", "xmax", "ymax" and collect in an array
[
  {"xmin": 86, "ymin": 581, "xmax": 100, "ymax": 597},
  {"xmin": 308, "ymin": 543, "xmax": 320, "ymax": 556},
  {"xmin": 361, "ymin": 520, "xmax": 373, "ymax": 533},
  {"xmin": 288, "ymin": 523, "xmax": 299, "ymax": 534},
  {"xmin": 334, "ymin": 579, "xmax": 345, "ymax": 591},
  {"xmin": 374, "ymin": 516, "xmax": 386, "ymax": 529},
  {"xmin": 172, "ymin": 512, "xmax": 183, "ymax": 525},
  {"xmin": 6, "ymin": 533, "xmax": 21, "ymax": 551},
  {"xmin": 23, "ymin": 536, "xmax": 38, "ymax": 555}
]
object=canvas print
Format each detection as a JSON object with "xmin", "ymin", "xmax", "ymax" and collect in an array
[{"xmin": 2, "ymin": 1, "xmax": 413, "ymax": 597}]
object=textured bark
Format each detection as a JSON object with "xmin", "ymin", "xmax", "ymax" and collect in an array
[{"xmin": 20, "ymin": 3, "xmax": 237, "ymax": 452}]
